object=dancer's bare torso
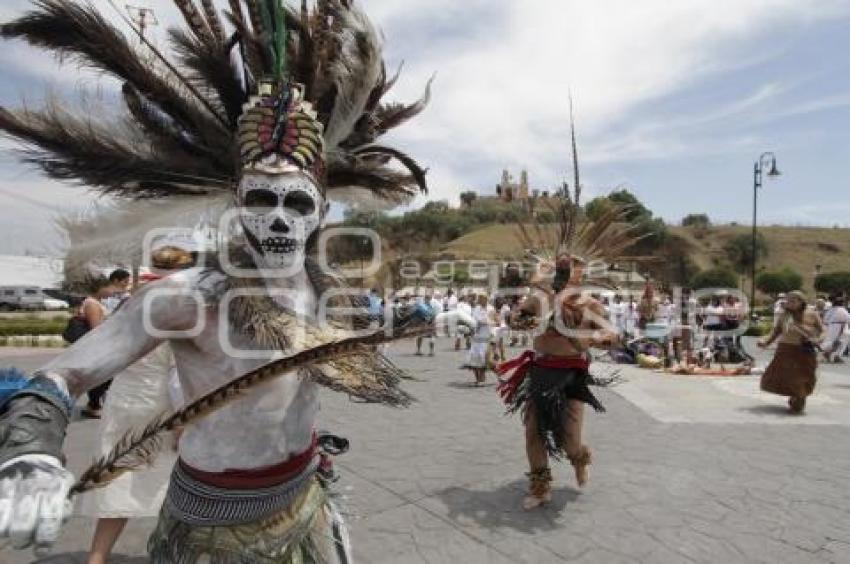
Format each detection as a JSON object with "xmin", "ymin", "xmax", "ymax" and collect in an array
[
  {"xmin": 40, "ymin": 267, "xmax": 317, "ymax": 472},
  {"xmin": 517, "ymin": 290, "xmax": 616, "ymax": 356}
]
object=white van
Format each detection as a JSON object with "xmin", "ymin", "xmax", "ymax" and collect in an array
[{"xmin": 0, "ymin": 286, "xmax": 47, "ymax": 311}]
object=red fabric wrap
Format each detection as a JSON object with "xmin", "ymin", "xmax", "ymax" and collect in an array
[
  {"xmin": 496, "ymin": 352, "xmax": 589, "ymax": 405},
  {"xmin": 179, "ymin": 433, "xmax": 318, "ymax": 490}
]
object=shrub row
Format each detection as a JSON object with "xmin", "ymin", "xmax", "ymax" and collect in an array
[{"xmin": 0, "ymin": 319, "xmax": 67, "ymax": 337}]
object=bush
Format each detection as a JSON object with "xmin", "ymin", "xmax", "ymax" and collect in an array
[
  {"xmin": 0, "ymin": 318, "xmax": 67, "ymax": 337},
  {"xmin": 756, "ymin": 268, "xmax": 803, "ymax": 296},
  {"xmin": 682, "ymin": 214, "xmax": 711, "ymax": 228},
  {"xmin": 584, "ymin": 189, "xmax": 668, "ymax": 254},
  {"xmin": 815, "ymin": 271, "xmax": 850, "ymax": 297},
  {"xmin": 691, "ymin": 267, "xmax": 738, "ymax": 290}
]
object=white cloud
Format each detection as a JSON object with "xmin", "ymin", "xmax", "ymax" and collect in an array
[
  {"xmin": 1, "ymin": 0, "xmax": 849, "ymax": 245},
  {"xmin": 360, "ymin": 0, "xmax": 850, "ymax": 200}
]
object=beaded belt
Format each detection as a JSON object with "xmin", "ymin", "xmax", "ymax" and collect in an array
[{"xmin": 164, "ymin": 457, "xmax": 319, "ymax": 527}]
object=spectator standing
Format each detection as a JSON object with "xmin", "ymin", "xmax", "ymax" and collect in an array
[
  {"xmin": 637, "ymin": 283, "xmax": 659, "ymax": 330},
  {"xmin": 79, "ymin": 276, "xmax": 113, "ymax": 418},
  {"xmin": 822, "ymin": 297, "xmax": 850, "ymax": 363},
  {"xmin": 773, "ymin": 292, "xmax": 787, "ymax": 327},
  {"xmin": 625, "ymin": 297, "xmax": 639, "ymax": 338},
  {"xmin": 701, "ymin": 297, "xmax": 725, "ymax": 348},
  {"xmin": 456, "ymin": 295, "xmax": 474, "ymax": 350},
  {"xmin": 80, "ymin": 242, "xmax": 193, "ymax": 564},
  {"xmin": 465, "ymin": 294, "xmax": 492, "ymax": 385},
  {"xmin": 100, "ymin": 268, "xmax": 131, "ymax": 313},
  {"xmin": 610, "ymin": 295, "xmax": 626, "ymax": 336},
  {"xmin": 368, "ymin": 287, "xmax": 383, "ymax": 324}
]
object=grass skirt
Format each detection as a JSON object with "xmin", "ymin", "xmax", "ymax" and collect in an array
[
  {"xmin": 148, "ymin": 479, "xmax": 351, "ymax": 563},
  {"xmin": 508, "ymin": 364, "xmax": 604, "ymax": 459}
]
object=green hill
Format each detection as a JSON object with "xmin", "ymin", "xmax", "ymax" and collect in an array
[{"xmin": 439, "ymin": 223, "xmax": 850, "ymax": 292}]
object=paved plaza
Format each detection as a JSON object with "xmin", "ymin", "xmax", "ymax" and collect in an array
[{"xmin": 1, "ymin": 339, "xmax": 850, "ymax": 563}]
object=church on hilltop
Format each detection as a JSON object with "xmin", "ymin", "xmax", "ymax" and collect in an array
[
  {"xmin": 458, "ymin": 169, "xmax": 567, "ymax": 212},
  {"xmin": 497, "ymin": 169, "xmax": 530, "ymax": 202},
  {"xmin": 495, "ymin": 168, "xmax": 560, "ymax": 202}
]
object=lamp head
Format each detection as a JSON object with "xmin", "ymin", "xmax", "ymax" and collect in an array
[{"xmin": 767, "ymin": 160, "xmax": 781, "ymax": 178}]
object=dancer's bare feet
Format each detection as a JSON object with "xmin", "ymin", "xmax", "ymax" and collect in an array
[
  {"xmin": 569, "ymin": 446, "xmax": 592, "ymax": 488},
  {"xmin": 523, "ymin": 468, "xmax": 552, "ymax": 510}
]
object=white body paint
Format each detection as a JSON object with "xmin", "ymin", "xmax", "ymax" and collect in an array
[{"xmin": 0, "ymin": 171, "xmax": 330, "ymax": 548}]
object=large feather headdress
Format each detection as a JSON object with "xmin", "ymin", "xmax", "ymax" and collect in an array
[
  {"xmin": 0, "ymin": 0, "xmax": 429, "ymax": 205},
  {"xmin": 517, "ymin": 101, "xmax": 642, "ymax": 277}
]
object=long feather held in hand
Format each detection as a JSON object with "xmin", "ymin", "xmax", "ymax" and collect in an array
[{"xmin": 69, "ymin": 322, "xmax": 430, "ymax": 496}]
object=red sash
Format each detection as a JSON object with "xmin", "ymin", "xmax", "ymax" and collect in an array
[
  {"xmin": 180, "ymin": 433, "xmax": 317, "ymax": 489},
  {"xmin": 496, "ymin": 351, "xmax": 589, "ymax": 405}
]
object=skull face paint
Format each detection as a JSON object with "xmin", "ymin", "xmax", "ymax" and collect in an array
[{"xmin": 238, "ymin": 172, "xmax": 325, "ymax": 270}]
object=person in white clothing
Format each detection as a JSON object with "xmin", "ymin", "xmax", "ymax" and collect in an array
[
  {"xmin": 464, "ymin": 295, "xmax": 492, "ymax": 385},
  {"xmin": 496, "ymin": 298, "xmax": 512, "ymax": 360},
  {"xmin": 773, "ymin": 293, "xmax": 787, "ymax": 327},
  {"xmin": 455, "ymin": 295, "xmax": 474, "ymax": 350},
  {"xmin": 443, "ymin": 289, "xmax": 459, "ymax": 337},
  {"xmin": 623, "ymin": 297, "xmax": 639, "ymax": 338},
  {"xmin": 822, "ymin": 297, "xmax": 850, "ymax": 363},
  {"xmin": 80, "ymin": 240, "xmax": 193, "ymax": 564},
  {"xmin": 446, "ymin": 290, "xmax": 459, "ymax": 311},
  {"xmin": 657, "ymin": 296, "xmax": 674, "ymax": 326},
  {"xmin": 610, "ymin": 295, "xmax": 626, "ymax": 337},
  {"xmin": 702, "ymin": 297, "xmax": 725, "ymax": 348}
]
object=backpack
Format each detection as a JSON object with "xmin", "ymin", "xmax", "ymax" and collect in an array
[
  {"xmin": 62, "ymin": 316, "xmax": 90, "ymax": 343},
  {"xmin": 62, "ymin": 298, "xmax": 96, "ymax": 343}
]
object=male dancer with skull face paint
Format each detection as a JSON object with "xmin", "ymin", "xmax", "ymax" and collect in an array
[{"xmin": 0, "ymin": 1, "xmax": 437, "ymax": 561}]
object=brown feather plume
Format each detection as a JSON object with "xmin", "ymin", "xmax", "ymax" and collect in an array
[
  {"xmin": 70, "ymin": 325, "xmax": 428, "ymax": 496},
  {"xmin": 173, "ymin": 0, "xmax": 215, "ymax": 44},
  {"xmin": 200, "ymin": 0, "xmax": 226, "ymax": 43},
  {"xmin": 168, "ymin": 28, "xmax": 246, "ymax": 125},
  {"xmin": 1, "ymin": 0, "xmax": 430, "ymax": 208},
  {"xmin": 1, "ymin": 0, "xmax": 228, "ymax": 144},
  {"xmin": 0, "ymin": 104, "xmax": 229, "ymax": 197}
]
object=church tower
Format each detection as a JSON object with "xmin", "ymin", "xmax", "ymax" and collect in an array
[{"xmin": 519, "ymin": 169, "xmax": 529, "ymax": 200}]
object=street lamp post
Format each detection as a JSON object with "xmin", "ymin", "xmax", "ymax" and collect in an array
[{"xmin": 751, "ymin": 152, "xmax": 781, "ymax": 316}]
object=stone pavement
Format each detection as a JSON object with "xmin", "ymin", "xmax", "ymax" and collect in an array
[{"xmin": 1, "ymin": 339, "xmax": 850, "ymax": 563}]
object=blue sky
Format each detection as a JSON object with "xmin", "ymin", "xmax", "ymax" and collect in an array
[{"xmin": 1, "ymin": 0, "xmax": 849, "ymax": 255}]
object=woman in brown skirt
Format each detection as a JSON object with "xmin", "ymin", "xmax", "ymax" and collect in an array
[{"xmin": 757, "ymin": 291, "xmax": 825, "ymax": 414}]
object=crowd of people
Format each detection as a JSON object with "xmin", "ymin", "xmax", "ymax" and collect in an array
[{"xmin": 375, "ymin": 284, "xmax": 754, "ymax": 376}]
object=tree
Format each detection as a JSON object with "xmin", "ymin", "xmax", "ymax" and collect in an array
[
  {"xmin": 682, "ymin": 214, "xmax": 710, "ymax": 228},
  {"xmin": 607, "ymin": 189, "xmax": 652, "ymax": 222},
  {"xmin": 815, "ymin": 271, "xmax": 850, "ymax": 297},
  {"xmin": 723, "ymin": 233, "xmax": 768, "ymax": 275},
  {"xmin": 756, "ymin": 268, "xmax": 803, "ymax": 296},
  {"xmin": 583, "ymin": 189, "xmax": 667, "ymax": 254},
  {"xmin": 691, "ymin": 267, "xmax": 738, "ymax": 290},
  {"xmin": 459, "ymin": 191, "xmax": 477, "ymax": 208},
  {"xmin": 584, "ymin": 197, "xmax": 612, "ymax": 221}
]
